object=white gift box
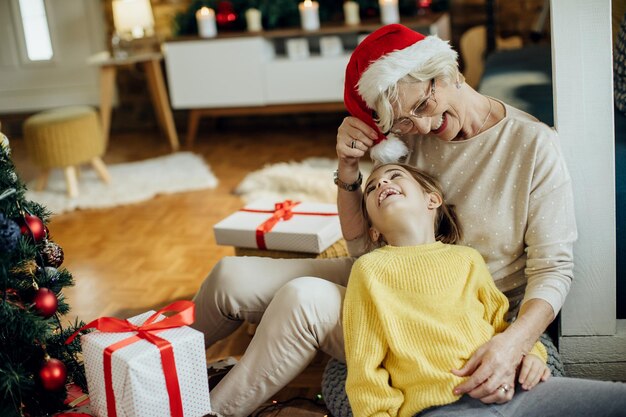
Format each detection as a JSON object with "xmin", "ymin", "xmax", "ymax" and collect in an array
[
  {"xmin": 81, "ymin": 310, "xmax": 211, "ymax": 417},
  {"xmin": 213, "ymin": 199, "xmax": 342, "ymax": 253}
]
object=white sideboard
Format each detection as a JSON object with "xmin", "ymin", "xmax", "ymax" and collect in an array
[{"xmin": 163, "ymin": 13, "xmax": 451, "ymax": 111}]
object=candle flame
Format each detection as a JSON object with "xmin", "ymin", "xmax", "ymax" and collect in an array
[
  {"xmin": 304, "ymin": 0, "xmax": 313, "ymax": 6},
  {"xmin": 199, "ymin": 6, "xmax": 211, "ymax": 16}
]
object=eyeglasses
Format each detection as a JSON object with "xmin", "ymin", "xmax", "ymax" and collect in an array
[{"xmin": 389, "ymin": 79, "xmax": 437, "ymax": 135}]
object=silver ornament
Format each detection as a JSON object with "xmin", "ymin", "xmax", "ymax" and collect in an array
[{"xmin": 0, "ymin": 132, "xmax": 10, "ymax": 156}]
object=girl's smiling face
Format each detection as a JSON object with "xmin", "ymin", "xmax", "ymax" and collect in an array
[{"xmin": 363, "ymin": 165, "xmax": 436, "ymax": 236}]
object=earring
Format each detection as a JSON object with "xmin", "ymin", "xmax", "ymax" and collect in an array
[{"xmin": 455, "ymin": 80, "xmax": 461, "ymax": 89}]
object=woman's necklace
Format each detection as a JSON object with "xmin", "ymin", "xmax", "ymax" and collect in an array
[{"xmin": 476, "ymin": 97, "xmax": 493, "ymax": 135}]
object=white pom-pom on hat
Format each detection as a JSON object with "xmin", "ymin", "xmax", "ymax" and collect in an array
[{"xmin": 369, "ymin": 134, "xmax": 409, "ymax": 164}]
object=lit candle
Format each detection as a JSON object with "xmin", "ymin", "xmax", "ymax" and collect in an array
[
  {"xmin": 245, "ymin": 8, "xmax": 263, "ymax": 32},
  {"xmin": 298, "ymin": 0, "xmax": 320, "ymax": 32},
  {"xmin": 196, "ymin": 7, "xmax": 217, "ymax": 38},
  {"xmin": 379, "ymin": 0, "xmax": 400, "ymax": 25},
  {"xmin": 343, "ymin": 1, "xmax": 360, "ymax": 26}
]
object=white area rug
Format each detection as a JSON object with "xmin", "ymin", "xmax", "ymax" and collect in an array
[
  {"xmin": 26, "ymin": 152, "xmax": 218, "ymax": 214},
  {"xmin": 235, "ymin": 157, "xmax": 373, "ymax": 204}
]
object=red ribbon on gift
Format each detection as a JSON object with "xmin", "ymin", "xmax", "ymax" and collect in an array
[
  {"xmin": 239, "ymin": 200, "xmax": 338, "ymax": 250},
  {"xmin": 66, "ymin": 301, "xmax": 195, "ymax": 417}
]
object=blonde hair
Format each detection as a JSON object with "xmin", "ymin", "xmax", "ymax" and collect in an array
[{"xmin": 362, "ymin": 163, "xmax": 462, "ymax": 250}]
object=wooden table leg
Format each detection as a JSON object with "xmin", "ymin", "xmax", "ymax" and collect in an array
[
  {"xmin": 99, "ymin": 65, "xmax": 116, "ymax": 147},
  {"xmin": 144, "ymin": 59, "xmax": 180, "ymax": 151},
  {"xmin": 186, "ymin": 109, "xmax": 201, "ymax": 147}
]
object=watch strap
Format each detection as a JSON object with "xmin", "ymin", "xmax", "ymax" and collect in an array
[{"xmin": 334, "ymin": 170, "xmax": 363, "ymax": 192}]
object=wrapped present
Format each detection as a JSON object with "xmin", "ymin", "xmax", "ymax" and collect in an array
[
  {"xmin": 213, "ymin": 199, "xmax": 342, "ymax": 253},
  {"xmin": 66, "ymin": 301, "xmax": 211, "ymax": 417}
]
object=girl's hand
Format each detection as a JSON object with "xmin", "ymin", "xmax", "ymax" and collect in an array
[
  {"xmin": 336, "ymin": 116, "xmax": 377, "ymax": 167},
  {"xmin": 451, "ymin": 333, "xmax": 524, "ymax": 403},
  {"xmin": 518, "ymin": 354, "xmax": 551, "ymax": 391}
]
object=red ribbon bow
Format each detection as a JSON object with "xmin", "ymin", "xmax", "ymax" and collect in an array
[
  {"xmin": 66, "ymin": 301, "xmax": 195, "ymax": 417},
  {"xmin": 239, "ymin": 200, "xmax": 338, "ymax": 250}
]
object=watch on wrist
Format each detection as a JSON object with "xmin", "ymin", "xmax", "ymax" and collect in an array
[{"xmin": 333, "ymin": 169, "xmax": 363, "ymax": 192}]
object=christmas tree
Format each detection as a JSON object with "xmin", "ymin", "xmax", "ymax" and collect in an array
[{"xmin": 0, "ymin": 129, "xmax": 88, "ymax": 417}]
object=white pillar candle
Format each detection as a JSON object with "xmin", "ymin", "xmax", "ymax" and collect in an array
[
  {"xmin": 379, "ymin": 0, "xmax": 400, "ymax": 25},
  {"xmin": 196, "ymin": 7, "xmax": 217, "ymax": 38},
  {"xmin": 343, "ymin": 1, "xmax": 360, "ymax": 26},
  {"xmin": 298, "ymin": 0, "xmax": 320, "ymax": 31},
  {"xmin": 245, "ymin": 8, "xmax": 262, "ymax": 32}
]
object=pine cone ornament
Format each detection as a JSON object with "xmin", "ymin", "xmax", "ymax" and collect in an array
[
  {"xmin": 41, "ymin": 240, "xmax": 64, "ymax": 268},
  {"xmin": 0, "ymin": 213, "xmax": 21, "ymax": 254}
]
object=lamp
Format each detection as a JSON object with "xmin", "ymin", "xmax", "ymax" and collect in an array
[{"xmin": 112, "ymin": 0, "xmax": 155, "ymax": 40}]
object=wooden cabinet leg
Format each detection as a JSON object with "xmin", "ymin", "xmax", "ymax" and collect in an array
[
  {"xmin": 186, "ymin": 109, "xmax": 201, "ymax": 147},
  {"xmin": 64, "ymin": 166, "xmax": 79, "ymax": 198}
]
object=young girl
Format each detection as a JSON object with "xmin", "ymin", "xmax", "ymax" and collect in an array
[{"xmin": 343, "ymin": 163, "xmax": 626, "ymax": 417}]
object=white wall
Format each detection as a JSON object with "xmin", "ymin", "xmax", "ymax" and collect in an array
[
  {"xmin": 0, "ymin": 0, "xmax": 106, "ymax": 113},
  {"xmin": 552, "ymin": 0, "xmax": 626, "ymax": 379}
]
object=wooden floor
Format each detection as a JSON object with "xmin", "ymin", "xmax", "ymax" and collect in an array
[{"xmin": 9, "ymin": 113, "xmax": 345, "ymax": 416}]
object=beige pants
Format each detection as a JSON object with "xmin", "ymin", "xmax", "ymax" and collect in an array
[{"xmin": 192, "ymin": 256, "xmax": 355, "ymax": 417}]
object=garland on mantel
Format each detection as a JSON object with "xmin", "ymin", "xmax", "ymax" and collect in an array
[{"xmin": 173, "ymin": 0, "xmax": 449, "ymax": 36}]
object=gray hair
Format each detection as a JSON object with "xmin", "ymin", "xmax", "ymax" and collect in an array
[{"xmin": 374, "ymin": 53, "xmax": 460, "ymax": 134}]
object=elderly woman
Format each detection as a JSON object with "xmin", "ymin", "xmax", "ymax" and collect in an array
[{"xmin": 194, "ymin": 24, "xmax": 594, "ymax": 417}]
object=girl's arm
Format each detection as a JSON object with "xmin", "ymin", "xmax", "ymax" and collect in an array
[{"xmin": 344, "ymin": 262, "xmax": 404, "ymax": 416}]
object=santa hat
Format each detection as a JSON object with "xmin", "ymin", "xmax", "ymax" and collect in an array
[{"xmin": 344, "ymin": 24, "xmax": 457, "ymax": 163}]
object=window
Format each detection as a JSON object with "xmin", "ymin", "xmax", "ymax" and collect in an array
[{"xmin": 18, "ymin": 0, "xmax": 53, "ymax": 61}]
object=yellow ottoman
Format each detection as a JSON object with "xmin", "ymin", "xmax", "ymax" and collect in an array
[{"xmin": 23, "ymin": 106, "xmax": 110, "ymax": 198}]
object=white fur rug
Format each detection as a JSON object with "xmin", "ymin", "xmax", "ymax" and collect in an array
[
  {"xmin": 26, "ymin": 152, "xmax": 218, "ymax": 214},
  {"xmin": 235, "ymin": 157, "xmax": 373, "ymax": 203}
]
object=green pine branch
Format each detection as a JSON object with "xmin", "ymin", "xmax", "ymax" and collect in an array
[{"xmin": 0, "ymin": 133, "xmax": 87, "ymax": 416}]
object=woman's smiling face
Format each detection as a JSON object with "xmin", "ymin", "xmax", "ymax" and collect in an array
[{"xmin": 390, "ymin": 78, "xmax": 467, "ymax": 142}]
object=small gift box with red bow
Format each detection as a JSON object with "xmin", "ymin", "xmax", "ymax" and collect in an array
[
  {"xmin": 67, "ymin": 301, "xmax": 211, "ymax": 417},
  {"xmin": 213, "ymin": 199, "xmax": 342, "ymax": 253}
]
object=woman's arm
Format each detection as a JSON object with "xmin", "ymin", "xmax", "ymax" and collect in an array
[
  {"xmin": 454, "ymin": 135, "xmax": 575, "ymax": 401},
  {"xmin": 453, "ymin": 299, "xmax": 553, "ymax": 398},
  {"xmin": 336, "ymin": 116, "xmax": 376, "ymax": 243}
]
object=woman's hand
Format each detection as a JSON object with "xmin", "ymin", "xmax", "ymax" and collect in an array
[
  {"xmin": 336, "ymin": 116, "xmax": 377, "ymax": 168},
  {"xmin": 451, "ymin": 332, "xmax": 524, "ymax": 404}
]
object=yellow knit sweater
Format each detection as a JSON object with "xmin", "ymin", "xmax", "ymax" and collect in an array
[{"xmin": 343, "ymin": 242, "xmax": 547, "ymax": 417}]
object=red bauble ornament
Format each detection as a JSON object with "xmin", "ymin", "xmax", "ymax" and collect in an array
[
  {"xmin": 33, "ymin": 287, "xmax": 58, "ymax": 318},
  {"xmin": 215, "ymin": 1, "xmax": 237, "ymax": 28},
  {"xmin": 39, "ymin": 358, "xmax": 67, "ymax": 391},
  {"xmin": 17, "ymin": 214, "xmax": 46, "ymax": 243}
]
